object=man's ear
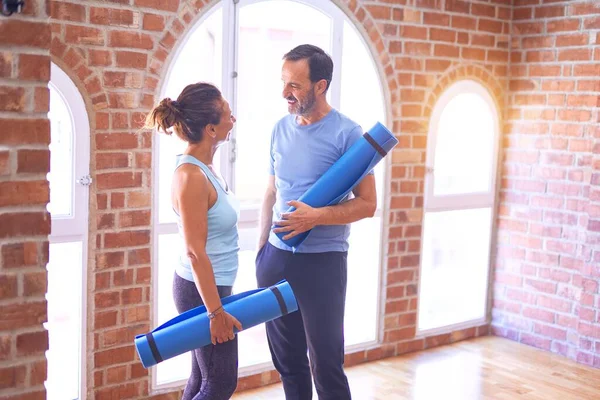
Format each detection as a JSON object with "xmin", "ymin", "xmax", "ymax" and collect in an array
[{"xmin": 316, "ymin": 79, "xmax": 328, "ymax": 96}]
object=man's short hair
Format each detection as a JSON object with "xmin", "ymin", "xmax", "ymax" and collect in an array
[{"xmin": 283, "ymin": 44, "xmax": 333, "ymax": 91}]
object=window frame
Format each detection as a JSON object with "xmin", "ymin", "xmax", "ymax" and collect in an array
[
  {"xmin": 416, "ymin": 79, "xmax": 501, "ymax": 336},
  {"xmin": 46, "ymin": 62, "xmax": 90, "ymax": 400},
  {"xmin": 151, "ymin": 0, "xmax": 392, "ymax": 390}
]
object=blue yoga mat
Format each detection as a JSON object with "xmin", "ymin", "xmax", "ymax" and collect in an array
[
  {"xmin": 135, "ymin": 280, "xmax": 297, "ymax": 368},
  {"xmin": 274, "ymin": 121, "xmax": 398, "ymax": 249}
]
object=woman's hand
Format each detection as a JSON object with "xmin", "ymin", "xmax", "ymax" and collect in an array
[{"xmin": 209, "ymin": 311, "xmax": 243, "ymax": 345}]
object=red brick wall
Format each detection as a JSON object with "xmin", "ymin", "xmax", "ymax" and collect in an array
[
  {"xmin": 2, "ymin": 0, "xmax": 592, "ymax": 398},
  {"xmin": 493, "ymin": 0, "xmax": 600, "ymax": 368},
  {"xmin": 0, "ymin": 1, "xmax": 51, "ymax": 399}
]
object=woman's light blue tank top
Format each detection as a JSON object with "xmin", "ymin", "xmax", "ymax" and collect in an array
[{"xmin": 174, "ymin": 155, "xmax": 240, "ymax": 286}]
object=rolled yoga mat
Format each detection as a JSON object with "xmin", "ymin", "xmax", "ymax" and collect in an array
[
  {"xmin": 274, "ymin": 121, "xmax": 398, "ymax": 249},
  {"xmin": 135, "ymin": 280, "xmax": 297, "ymax": 368}
]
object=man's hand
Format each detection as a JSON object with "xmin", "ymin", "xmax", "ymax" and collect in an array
[{"xmin": 272, "ymin": 200, "xmax": 323, "ymax": 240}]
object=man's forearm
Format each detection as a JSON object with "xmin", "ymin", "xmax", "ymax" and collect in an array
[{"xmin": 317, "ymin": 196, "xmax": 377, "ymax": 226}]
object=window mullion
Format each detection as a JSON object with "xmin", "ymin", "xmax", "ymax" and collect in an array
[
  {"xmin": 330, "ymin": 15, "xmax": 343, "ymax": 110},
  {"xmin": 222, "ymin": 0, "xmax": 238, "ymax": 187}
]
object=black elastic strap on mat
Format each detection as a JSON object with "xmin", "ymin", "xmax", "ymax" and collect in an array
[
  {"xmin": 270, "ymin": 286, "xmax": 288, "ymax": 316},
  {"xmin": 363, "ymin": 132, "xmax": 387, "ymax": 157},
  {"xmin": 146, "ymin": 333, "xmax": 163, "ymax": 364}
]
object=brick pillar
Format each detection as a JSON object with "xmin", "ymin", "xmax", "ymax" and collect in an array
[{"xmin": 0, "ymin": 1, "xmax": 52, "ymax": 399}]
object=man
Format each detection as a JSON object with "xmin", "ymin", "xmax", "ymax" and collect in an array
[{"xmin": 255, "ymin": 44, "xmax": 377, "ymax": 400}]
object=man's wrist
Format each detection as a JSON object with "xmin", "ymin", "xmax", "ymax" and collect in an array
[{"xmin": 315, "ymin": 207, "xmax": 329, "ymax": 225}]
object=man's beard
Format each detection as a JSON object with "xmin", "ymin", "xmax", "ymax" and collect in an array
[{"xmin": 286, "ymin": 86, "xmax": 316, "ymax": 116}]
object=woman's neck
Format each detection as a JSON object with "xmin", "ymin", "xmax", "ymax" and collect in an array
[{"xmin": 184, "ymin": 141, "xmax": 217, "ymax": 166}]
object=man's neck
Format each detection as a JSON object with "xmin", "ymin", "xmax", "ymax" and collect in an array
[{"xmin": 296, "ymin": 104, "xmax": 332, "ymax": 126}]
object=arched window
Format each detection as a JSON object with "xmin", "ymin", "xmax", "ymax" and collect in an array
[
  {"xmin": 45, "ymin": 63, "xmax": 90, "ymax": 400},
  {"xmin": 153, "ymin": 0, "xmax": 388, "ymax": 387},
  {"xmin": 418, "ymin": 80, "xmax": 500, "ymax": 333}
]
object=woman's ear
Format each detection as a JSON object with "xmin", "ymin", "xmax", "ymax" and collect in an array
[{"xmin": 205, "ymin": 124, "xmax": 217, "ymax": 139}]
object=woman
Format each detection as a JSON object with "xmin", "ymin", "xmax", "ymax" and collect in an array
[{"xmin": 145, "ymin": 83, "xmax": 242, "ymax": 400}]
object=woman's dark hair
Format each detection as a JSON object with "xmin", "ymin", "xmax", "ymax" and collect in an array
[
  {"xmin": 145, "ymin": 82, "xmax": 223, "ymax": 143},
  {"xmin": 283, "ymin": 44, "xmax": 333, "ymax": 91}
]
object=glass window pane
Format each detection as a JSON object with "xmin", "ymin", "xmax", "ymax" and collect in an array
[
  {"xmin": 346, "ymin": 217, "xmax": 380, "ymax": 345},
  {"xmin": 156, "ymin": 233, "xmax": 191, "ymax": 385},
  {"xmin": 164, "ymin": 7, "xmax": 223, "ymax": 101},
  {"xmin": 159, "ymin": 6, "xmax": 223, "ymax": 224},
  {"xmin": 46, "ymin": 241, "xmax": 83, "ymax": 400},
  {"xmin": 156, "ymin": 8, "xmax": 225, "ymax": 384},
  {"xmin": 47, "ymin": 86, "xmax": 74, "ymax": 217},
  {"xmin": 157, "ymin": 134, "xmax": 187, "ymax": 225},
  {"xmin": 433, "ymin": 92, "xmax": 495, "ymax": 196},
  {"xmin": 234, "ymin": 1, "xmax": 332, "ymax": 207},
  {"xmin": 232, "ymin": 216, "xmax": 383, "ymax": 363},
  {"xmin": 418, "ymin": 208, "xmax": 492, "ymax": 331},
  {"xmin": 233, "ymin": 250, "xmax": 272, "ymax": 368}
]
